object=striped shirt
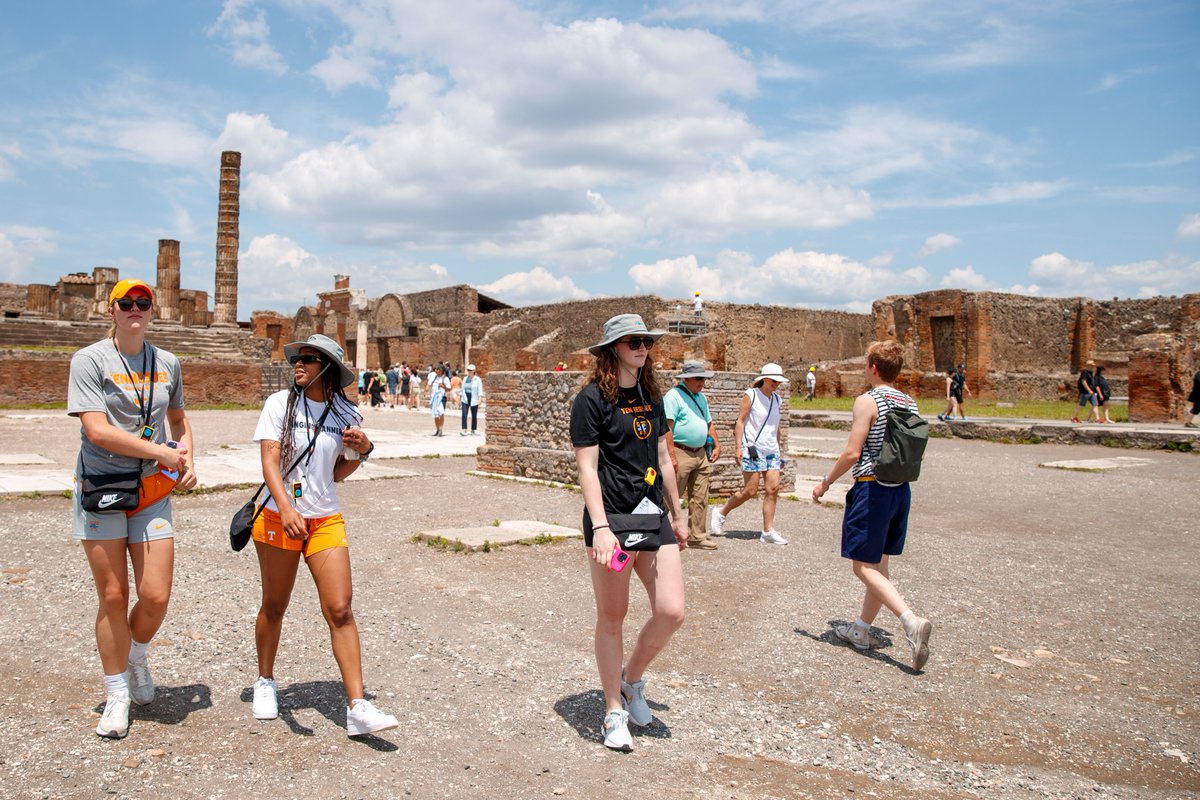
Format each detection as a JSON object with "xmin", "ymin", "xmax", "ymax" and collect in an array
[{"xmin": 851, "ymin": 386, "xmax": 918, "ymax": 483}]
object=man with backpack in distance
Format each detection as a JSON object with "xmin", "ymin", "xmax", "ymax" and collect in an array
[{"xmin": 812, "ymin": 340, "xmax": 934, "ymax": 672}]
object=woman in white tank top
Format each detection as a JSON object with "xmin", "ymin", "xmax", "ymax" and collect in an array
[{"xmin": 710, "ymin": 363, "xmax": 790, "ymax": 545}]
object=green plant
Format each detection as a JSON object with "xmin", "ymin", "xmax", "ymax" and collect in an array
[
  {"xmin": 491, "ymin": 519, "xmax": 501, "ymax": 526},
  {"xmin": 481, "ymin": 540, "xmax": 492, "ymax": 552}
]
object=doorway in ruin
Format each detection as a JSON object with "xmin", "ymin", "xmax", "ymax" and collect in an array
[{"xmin": 930, "ymin": 316, "xmax": 956, "ymax": 373}]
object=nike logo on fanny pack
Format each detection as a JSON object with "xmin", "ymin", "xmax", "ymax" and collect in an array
[
  {"xmin": 623, "ymin": 533, "xmax": 647, "ymax": 546},
  {"xmin": 97, "ymin": 494, "xmax": 121, "ymax": 508}
]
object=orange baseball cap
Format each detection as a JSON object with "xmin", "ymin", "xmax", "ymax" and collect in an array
[{"xmin": 109, "ymin": 279, "xmax": 154, "ymax": 304}]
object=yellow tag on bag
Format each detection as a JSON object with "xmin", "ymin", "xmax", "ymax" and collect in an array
[{"xmin": 644, "ymin": 466, "xmax": 657, "ymax": 485}]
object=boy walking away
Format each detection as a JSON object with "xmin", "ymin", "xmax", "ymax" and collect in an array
[
  {"xmin": 1071, "ymin": 360, "xmax": 1100, "ymax": 424},
  {"xmin": 812, "ymin": 340, "xmax": 933, "ymax": 672}
]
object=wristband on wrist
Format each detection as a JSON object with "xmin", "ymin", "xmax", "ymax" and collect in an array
[{"xmin": 592, "ymin": 523, "xmax": 610, "ymax": 531}]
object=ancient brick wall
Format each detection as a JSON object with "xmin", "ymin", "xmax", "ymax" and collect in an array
[
  {"xmin": 0, "ymin": 354, "xmax": 264, "ymax": 406},
  {"xmin": 0, "ymin": 283, "xmax": 25, "ymax": 315},
  {"xmin": 250, "ymin": 311, "xmax": 294, "ymax": 361},
  {"xmin": 476, "ymin": 370, "xmax": 792, "ymax": 498},
  {"xmin": 1128, "ymin": 334, "xmax": 1195, "ymax": 423}
]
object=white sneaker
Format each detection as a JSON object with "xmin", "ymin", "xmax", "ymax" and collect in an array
[
  {"xmin": 710, "ymin": 507, "xmax": 726, "ymax": 536},
  {"xmin": 760, "ymin": 529, "xmax": 788, "ymax": 545},
  {"xmin": 902, "ymin": 615, "xmax": 933, "ymax": 671},
  {"xmin": 96, "ymin": 690, "xmax": 131, "ymax": 738},
  {"xmin": 620, "ymin": 673, "xmax": 652, "ymax": 727},
  {"xmin": 252, "ymin": 677, "xmax": 278, "ymax": 720},
  {"xmin": 833, "ymin": 622, "xmax": 883, "ymax": 650},
  {"xmin": 601, "ymin": 709, "xmax": 633, "ymax": 751},
  {"xmin": 126, "ymin": 658, "xmax": 155, "ymax": 706},
  {"xmin": 346, "ymin": 699, "xmax": 399, "ymax": 736}
]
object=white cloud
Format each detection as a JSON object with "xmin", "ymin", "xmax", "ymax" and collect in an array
[
  {"xmin": 237, "ymin": 234, "xmax": 449, "ymax": 312},
  {"xmin": 473, "ymin": 191, "xmax": 643, "ymax": 267},
  {"xmin": 478, "ymin": 267, "xmax": 589, "ymax": 305},
  {"xmin": 214, "ymin": 112, "xmax": 294, "ymax": 170},
  {"xmin": 645, "ymin": 166, "xmax": 873, "ymax": 233},
  {"xmin": 628, "ymin": 248, "xmax": 934, "ymax": 308},
  {"xmin": 0, "ymin": 225, "xmax": 57, "ymax": 282},
  {"xmin": 244, "ymin": 12, "xmax": 769, "ymax": 250},
  {"xmin": 0, "ymin": 142, "xmax": 21, "ymax": 182},
  {"xmin": 208, "ymin": 0, "xmax": 287, "ymax": 76},
  {"xmin": 311, "ymin": 46, "xmax": 381, "ymax": 92},
  {"xmin": 1088, "ymin": 66, "xmax": 1155, "ymax": 94},
  {"xmin": 918, "ymin": 233, "xmax": 962, "ymax": 256},
  {"xmin": 1026, "ymin": 251, "xmax": 1200, "ymax": 298},
  {"xmin": 645, "ymin": 2, "xmax": 767, "ymax": 23},
  {"xmin": 755, "ymin": 106, "xmax": 1024, "ymax": 186},
  {"xmin": 941, "ymin": 265, "xmax": 990, "ymax": 290},
  {"xmin": 1177, "ymin": 213, "xmax": 1200, "ymax": 240},
  {"xmin": 886, "ymin": 180, "xmax": 1066, "ymax": 209}
]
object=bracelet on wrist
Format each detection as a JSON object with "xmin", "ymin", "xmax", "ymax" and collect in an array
[{"xmin": 592, "ymin": 523, "xmax": 610, "ymax": 531}]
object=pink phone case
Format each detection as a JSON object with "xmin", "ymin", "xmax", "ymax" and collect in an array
[{"xmin": 610, "ymin": 547, "xmax": 630, "ymax": 572}]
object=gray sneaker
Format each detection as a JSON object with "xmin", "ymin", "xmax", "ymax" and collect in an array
[
  {"xmin": 126, "ymin": 658, "xmax": 154, "ymax": 706},
  {"xmin": 833, "ymin": 622, "xmax": 883, "ymax": 650},
  {"xmin": 620, "ymin": 673, "xmax": 652, "ymax": 727},
  {"xmin": 903, "ymin": 615, "xmax": 933, "ymax": 671}
]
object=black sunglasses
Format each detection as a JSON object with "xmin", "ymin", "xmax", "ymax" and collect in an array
[
  {"xmin": 619, "ymin": 336, "xmax": 655, "ymax": 350},
  {"xmin": 288, "ymin": 354, "xmax": 324, "ymax": 365},
  {"xmin": 115, "ymin": 297, "xmax": 153, "ymax": 312}
]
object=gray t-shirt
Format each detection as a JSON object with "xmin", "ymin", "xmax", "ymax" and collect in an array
[{"xmin": 67, "ymin": 339, "xmax": 184, "ymax": 478}]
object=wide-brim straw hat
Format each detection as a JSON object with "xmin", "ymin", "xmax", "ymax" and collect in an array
[
  {"xmin": 677, "ymin": 360, "xmax": 714, "ymax": 380},
  {"xmin": 283, "ymin": 334, "xmax": 357, "ymax": 388},
  {"xmin": 588, "ymin": 314, "xmax": 666, "ymax": 355},
  {"xmin": 753, "ymin": 362, "xmax": 789, "ymax": 386}
]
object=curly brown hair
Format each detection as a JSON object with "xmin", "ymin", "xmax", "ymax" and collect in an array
[{"xmin": 585, "ymin": 346, "xmax": 663, "ymax": 405}]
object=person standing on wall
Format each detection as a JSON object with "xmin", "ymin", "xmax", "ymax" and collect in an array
[
  {"xmin": 692, "ymin": 291, "xmax": 703, "ymax": 318},
  {"xmin": 664, "ymin": 360, "xmax": 722, "ymax": 550},
  {"xmin": 710, "ymin": 364, "xmax": 789, "ymax": 545},
  {"xmin": 805, "ymin": 367, "xmax": 817, "ymax": 401},
  {"xmin": 570, "ymin": 314, "xmax": 688, "ymax": 752},
  {"xmin": 68, "ymin": 278, "xmax": 196, "ymax": 738},
  {"xmin": 812, "ymin": 340, "xmax": 934, "ymax": 672},
  {"xmin": 1072, "ymin": 360, "xmax": 1100, "ymax": 424},
  {"xmin": 460, "ymin": 364, "xmax": 483, "ymax": 436},
  {"xmin": 249, "ymin": 334, "xmax": 399, "ymax": 737}
]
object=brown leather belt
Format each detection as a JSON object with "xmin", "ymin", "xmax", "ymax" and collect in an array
[
  {"xmin": 674, "ymin": 443, "xmax": 704, "ymax": 452},
  {"xmin": 855, "ymin": 475, "xmax": 876, "ymax": 482}
]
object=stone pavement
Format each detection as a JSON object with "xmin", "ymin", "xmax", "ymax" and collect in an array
[{"xmin": 0, "ymin": 405, "xmax": 486, "ymax": 494}]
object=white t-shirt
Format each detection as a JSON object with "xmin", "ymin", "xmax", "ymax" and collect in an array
[
  {"xmin": 253, "ymin": 390, "xmax": 361, "ymax": 517},
  {"xmin": 741, "ymin": 387, "xmax": 781, "ymax": 456}
]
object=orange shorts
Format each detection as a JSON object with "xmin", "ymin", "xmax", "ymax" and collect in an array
[{"xmin": 252, "ymin": 508, "xmax": 348, "ymax": 557}]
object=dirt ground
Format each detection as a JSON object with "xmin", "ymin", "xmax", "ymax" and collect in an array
[{"xmin": 0, "ymin": 410, "xmax": 1197, "ymax": 799}]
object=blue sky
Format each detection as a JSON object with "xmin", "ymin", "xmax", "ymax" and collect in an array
[{"xmin": 1, "ymin": 1, "xmax": 1197, "ymax": 314}]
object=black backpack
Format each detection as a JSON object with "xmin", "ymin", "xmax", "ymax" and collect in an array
[{"xmin": 874, "ymin": 394, "xmax": 929, "ymax": 483}]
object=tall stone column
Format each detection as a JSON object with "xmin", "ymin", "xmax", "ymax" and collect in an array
[
  {"xmin": 213, "ymin": 151, "xmax": 241, "ymax": 327},
  {"xmin": 25, "ymin": 284, "xmax": 53, "ymax": 317},
  {"xmin": 92, "ymin": 267, "xmax": 119, "ymax": 318},
  {"xmin": 156, "ymin": 239, "xmax": 181, "ymax": 323}
]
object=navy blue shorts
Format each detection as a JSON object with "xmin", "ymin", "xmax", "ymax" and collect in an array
[{"xmin": 841, "ymin": 480, "xmax": 910, "ymax": 563}]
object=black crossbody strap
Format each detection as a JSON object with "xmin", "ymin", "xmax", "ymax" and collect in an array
[
  {"xmin": 748, "ymin": 392, "xmax": 777, "ymax": 446},
  {"xmin": 248, "ymin": 397, "xmax": 337, "ymax": 507}
]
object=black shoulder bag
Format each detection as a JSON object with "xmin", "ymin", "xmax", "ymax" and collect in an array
[{"xmin": 230, "ymin": 400, "xmax": 334, "ymax": 552}]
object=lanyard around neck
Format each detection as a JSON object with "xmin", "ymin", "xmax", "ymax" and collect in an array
[{"xmin": 113, "ymin": 340, "xmax": 155, "ymax": 426}]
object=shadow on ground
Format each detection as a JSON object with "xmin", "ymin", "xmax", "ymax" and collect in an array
[
  {"xmin": 554, "ymin": 689, "xmax": 674, "ymax": 746},
  {"xmin": 794, "ymin": 620, "xmax": 922, "ymax": 674},
  {"xmin": 237, "ymin": 680, "xmax": 399, "ymax": 750}
]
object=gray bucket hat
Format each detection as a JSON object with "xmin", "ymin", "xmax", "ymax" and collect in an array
[
  {"xmin": 282, "ymin": 334, "xmax": 357, "ymax": 388},
  {"xmin": 677, "ymin": 360, "xmax": 715, "ymax": 380},
  {"xmin": 588, "ymin": 314, "xmax": 666, "ymax": 355}
]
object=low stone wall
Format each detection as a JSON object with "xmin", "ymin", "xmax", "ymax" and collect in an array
[
  {"xmin": 0, "ymin": 352, "xmax": 264, "ymax": 406},
  {"xmin": 476, "ymin": 370, "xmax": 794, "ymax": 498}
]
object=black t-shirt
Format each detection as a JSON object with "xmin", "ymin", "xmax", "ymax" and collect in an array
[
  {"xmin": 1095, "ymin": 376, "xmax": 1111, "ymax": 399},
  {"xmin": 569, "ymin": 382, "xmax": 666, "ymax": 516},
  {"xmin": 1077, "ymin": 369, "xmax": 1094, "ymax": 393},
  {"xmin": 950, "ymin": 372, "xmax": 965, "ymax": 394}
]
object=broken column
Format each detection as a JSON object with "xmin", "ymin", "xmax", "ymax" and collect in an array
[
  {"xmin": 1128, "ymin": 333, "xmax": 1191, "ymax": 423},
  {"xmin": 155, "ymin": 239, "xmax": 181, "ymax": 323},
  {"xmin": 213, "ymin": 151, "xmax": 241, "ymax": 327},
  {"xmin": 25, "ymin": 284, "xmax": 53, "ymax": 317},
  {"xmin": 91, "ymin": 267, "xmax": 119, "ymax": 318}
]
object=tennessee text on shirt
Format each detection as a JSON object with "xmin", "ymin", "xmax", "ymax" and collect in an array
[
  {"xmin": 619, "ymin": 403, "xmax": 651, "ymax": 415},
  {"xmin": 111, "ymin": 371, "xmax": 170, "ymax": 386},
  {"xmin": 296, "ymin": 421, "xmax": 346, "ymax": 435}
]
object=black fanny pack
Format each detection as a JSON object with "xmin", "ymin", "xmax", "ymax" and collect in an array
[
  {"xmin": 607, "ymin": 511, "xmax": 670, "ymax": 551},
  {"xmin": 79, "ymin": 468, "xmax": 143, "ymax": 512}
]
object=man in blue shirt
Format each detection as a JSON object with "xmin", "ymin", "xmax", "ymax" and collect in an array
[{"xmin": 664, "ymin": 361, "xmax": 722, "ymax": 550}]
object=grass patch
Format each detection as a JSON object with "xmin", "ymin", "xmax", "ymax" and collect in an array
[
  {"xmin": 191, "ymin": 402, "xmax": 261, "ymax": 411},
  {"xmin": 792, "ymin": 396, "xmax": 1128, "ymax": 422},
  {"xmin": 1166, "ymin": 440, "xmax": 1194, "ymax": 453},
  {"xmin": 0, "ymin": 402, "xmax": 67, "ymax": 410}
]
